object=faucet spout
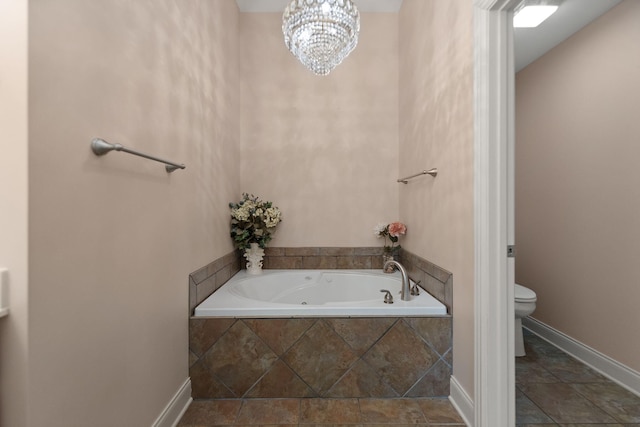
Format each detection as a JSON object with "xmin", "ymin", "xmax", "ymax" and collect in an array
[{"xmin": 383, "ymin": 260, "xmax": 411, "ymax": 301}]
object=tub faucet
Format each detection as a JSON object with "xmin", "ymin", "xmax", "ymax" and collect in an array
[{"xmin": 383, "ymin": 260, "xmax": 411, "ymax": 301}]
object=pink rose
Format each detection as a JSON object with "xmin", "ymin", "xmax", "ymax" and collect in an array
[{"xmin": 388, "ymin": 222, "xmax": 406, "ymax": 237}]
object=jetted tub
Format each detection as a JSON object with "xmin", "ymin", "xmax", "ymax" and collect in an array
[{"xmin": 194, "ymin": 269, "xmax": 447, "ymax": 317}]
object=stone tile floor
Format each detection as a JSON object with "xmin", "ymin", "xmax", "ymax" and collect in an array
[
  {"xmin": 517, "ymin": 329, "xmax": 640, "ymax": 426},
  {"xmin": 177, "ymin": 397, "xmax": 465, "ymax": 426},
  {"xmin": 178, "ymin": 329, "xmax": 640, "ymax": 426}
]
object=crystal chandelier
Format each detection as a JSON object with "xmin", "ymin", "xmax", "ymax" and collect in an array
[{"xmin": 282, "ymin": 0, "xmax": 360, "ymax": 76}]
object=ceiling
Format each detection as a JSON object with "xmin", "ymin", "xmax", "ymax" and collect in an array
[
  {"xmin": 514, "ymin": 0, "xmax": 621, "ymax": 71},
  {"xmin": 236, "ymin": 0, "xmax": 622, "ymax": 72}
]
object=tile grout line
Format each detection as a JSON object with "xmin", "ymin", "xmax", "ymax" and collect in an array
[
  {"xmin": 232, "ymin": 399, "xmax": 243, "ymax": 426},
  {"xmin": 177, "ymin": 397, "xmax": 469, "ymax": 426},
  {"xmin": 516, "ymin": 382, "xmax": 559, "ymax": 426},
  {"xmin": 567, "ymin": 382, "xmax": 629, "ymax": 425},
  {"xmin": 517, "ymin": 333, "xmax": 634, "ymax": 426},
  {"xmin": 242, "ymin": 318, "xmax": 320, "ymax": 397}
]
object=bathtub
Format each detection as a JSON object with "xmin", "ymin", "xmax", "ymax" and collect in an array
[{"xmin": 194, "ymin": 269, "xmax": 447, "ymax": 317}]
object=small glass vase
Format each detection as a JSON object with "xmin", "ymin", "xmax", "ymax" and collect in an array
[
  {"xmin": 382, "ymin": 248, "xmax": 399, "ymax": 273},
  {"xmin": 244, "ymin": 242, "xmax": 265, "ymax": 275}
]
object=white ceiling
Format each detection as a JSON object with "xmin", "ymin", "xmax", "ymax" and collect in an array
[
  {"xmin": 236, "ymin": 0, "xmax": 622, "ymax": 72},
  {"xmin": 514, "ymin": 0, "xmax": 622, "ymax": 71}
]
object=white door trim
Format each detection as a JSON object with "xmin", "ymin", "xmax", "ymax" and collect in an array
[{"xmin": 473, "ymin": 0, "xmax": 518, "ymax": 426}]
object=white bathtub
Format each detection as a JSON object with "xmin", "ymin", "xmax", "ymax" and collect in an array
[{"xmin": 194, "ymin": 269, "xmax": 447, "ymax": 317}]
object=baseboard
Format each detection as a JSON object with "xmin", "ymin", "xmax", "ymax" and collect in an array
[
  {"xmin": 152, "ymin": 378, "xmax": 192, "ymax": 427},
  {"xmin": 523, "ymin": 317, "xmax": 640, "ymax": 398},
  {"xmin": 449, "ymin": 375, "xmax": 474, "ymax": 427}
]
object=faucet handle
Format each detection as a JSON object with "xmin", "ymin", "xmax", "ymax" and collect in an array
[
  {"xmin": 380, "ymin": 289, "xmax": 394, "ymax": 304},
  {"xmin": 410, "ymin": 280, "xmax": 421, "ymax": 296}
]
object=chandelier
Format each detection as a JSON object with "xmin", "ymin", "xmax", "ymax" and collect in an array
[{"xmin": 282, "ymin": 0, "xmax": 360, "ymax": 76}]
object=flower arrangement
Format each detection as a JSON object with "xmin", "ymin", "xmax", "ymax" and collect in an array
[
  {"xmin": 374, "ymin": 221, "xmax": 407, "ymax": 254},
  {"xmin": 229, "ymin": 193, "xmax": 282, "ymax": 250}
]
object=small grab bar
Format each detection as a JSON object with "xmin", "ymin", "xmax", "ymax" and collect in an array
[
  {"xmin": 397, "ymin": 168, "xmax": 437, "ymax": 184},
  {"xmin": 90, "ymin": 138, "xmax": 186, "ymax": 173}
]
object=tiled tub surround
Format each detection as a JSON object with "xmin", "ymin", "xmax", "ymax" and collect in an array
[
  {"xmin": 400, "ymin": 250, "xmax": 453, "ymax": 313},
  {"xmin": 189, "ymin": 316, "xmax": 452, "ymax": 399},
  {"xmin": 261, "ymin": 247, "xmax": 387, "ymax": 270},
  {"xmin": 188, "ymin": 248, "xmax": 453, "ymax": 399},
  {"xmin": 188, "ymin": 247, "xmax": 453, "ymax": 314},
  {"xmin": 189, "ymin": 251, "xmax": 241, "ymax": 315},
  {"xmin": 194, "ymin": 269, "xmax": 447, "ymax": 317},
  {"xmin": 262, "ymin": 247, "xmax": 453, "ymax": 312}
]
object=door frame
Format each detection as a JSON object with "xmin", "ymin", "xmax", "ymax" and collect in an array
[{"xmin": 473, "ymin": 0, "xmax": 518, "ymax": 426}]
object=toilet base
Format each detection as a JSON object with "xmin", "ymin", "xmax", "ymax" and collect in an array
[{"xmin": 515, "ymin": 317, "xmax": 526, "ymax": 357}]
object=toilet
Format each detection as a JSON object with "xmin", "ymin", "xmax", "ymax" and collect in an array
[{"xmin": 514, "ymin": 283, "xmax": 537, "ymax": 357}]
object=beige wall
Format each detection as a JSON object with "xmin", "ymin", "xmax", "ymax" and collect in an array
[
  {"xmin": 240, "ymin": 13, "xmax": 399, "ymax": 247},
  {"xmin": 399, "ymin": 0, "xmax": 475, "ymax": 398},
  {"xmin": 27, "ymin": 0, "xmax": 239, "ymax": 425},
  {"xmin": 516, "ymin": 0, "xmax": 640, "ymax": 372},
  {"xmin": 242, "ymin": 5, "xmax": 477, "ymax": 398},
  {"xmin": 0, "ymin": 0, "xmax": 29, "ymax": 425},
  {"xmin": 3, "ymin": 2, "xmax": 481, "ymax": 424}
]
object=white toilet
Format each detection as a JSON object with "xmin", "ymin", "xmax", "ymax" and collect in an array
[{"xmin": 514, "ymin": 283, "xmax": 537, "ymax": 357}]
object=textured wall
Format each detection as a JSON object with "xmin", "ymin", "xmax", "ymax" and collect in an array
[
  {"xmin": 398, "ymin": 0, "xmax": 475, "ymax": 399},
  {"xmin": 0, "ymin": 0, "xmax": 29, "ymax": 425},
  {"xmin": 239, "ymin": 13, "xmax": 399, "ymax": 247},
  {"xmin": 28, "ymin": 0, "xmax": 239, "ymax": 425},
  {"xmin": 516, "ymin": 0, "xmax": 640, "ymax": 372}
]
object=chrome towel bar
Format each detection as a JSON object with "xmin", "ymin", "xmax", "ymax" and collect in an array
[
  {"xmin": 90, "ymin": 138, "xmax": 186, "ymax": 173},
  {"xmin": 397, "ymin": 168, "xmax": 437, "ymax": 184}
]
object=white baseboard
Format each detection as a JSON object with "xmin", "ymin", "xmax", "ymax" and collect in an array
[
  {"xmin": 152, "ymin": 378, "xmax": 192, "ymax": 427},
  {"xmin": 449, "ymin": 375, "xmax": 474, "ymax": 427},
  {"xmin": 523, "ymin": 317, "xmax": 640, "ymax": 398}
]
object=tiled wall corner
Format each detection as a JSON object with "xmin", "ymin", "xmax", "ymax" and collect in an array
[
  {"xmin": 188, "ymin": 250, "xmax": 241, "ymax": 315},
  {"xmin": 400, "ymin": 249, "xmax": 453, "ymax": 313}
]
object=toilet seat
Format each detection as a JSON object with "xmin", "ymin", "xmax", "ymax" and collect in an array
[{"xmin": 515, "ymin": 284, "xmax": 537, "ymax": 302}]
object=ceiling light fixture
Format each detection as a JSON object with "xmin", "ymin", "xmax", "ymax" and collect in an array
[
  {"xmin": 282, "ymin": 0, "xmax": 360, "ymax": 76},
  {"xmin": 513, "ymin": 0, "xmax": 561, "ymax": 28}
]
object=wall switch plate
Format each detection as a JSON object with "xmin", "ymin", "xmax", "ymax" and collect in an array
[{"xmin": 0, "ymin": 268, "xmax": 9, "ymax": 318}]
